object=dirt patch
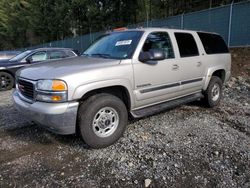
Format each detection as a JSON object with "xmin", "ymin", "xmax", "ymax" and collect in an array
[{"xmin": 230, "ymin": 47, "xmax": 250, "ymax": 78}]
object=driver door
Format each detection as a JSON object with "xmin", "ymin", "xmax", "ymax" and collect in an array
[{"xmin": 133, "ymin": 32, "xmax": 181, "ymax": 108}]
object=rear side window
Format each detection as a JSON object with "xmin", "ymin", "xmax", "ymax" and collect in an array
[
  {"xmin": 174, "ymin": 33, "xmax": 199, "ymax": 58},
  {"xmin": 65, "ymin": 50, "xmax": 77, "ymax": 57},
  {"xmin": 198, "ymin": 32, "xmax": 229, "ymax": 54},
  {"xmin": 49, "ymin": 51, "xmax": 66, "ymax": 59}
]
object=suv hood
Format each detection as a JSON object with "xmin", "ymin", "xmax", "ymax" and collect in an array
[{"xmin": 17, "ymin": 56, "xmax": 121, "ymax": 80}]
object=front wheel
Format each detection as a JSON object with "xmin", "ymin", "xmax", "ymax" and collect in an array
[
  {"xmin": 0, "ymin": 72, "xmax": 14, "ymax": 91},
  {"xmin": 78, "ymin": 93, "xmax": 128, "ymax": 149},
  {"xmin": 203, "ymin": 76, "xmax": 223, "ymax": 108}
]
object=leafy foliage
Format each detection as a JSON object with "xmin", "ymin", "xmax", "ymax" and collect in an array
[{"xmin": 0, "ymin": 0, "xmax": 241, "ymax": 50}]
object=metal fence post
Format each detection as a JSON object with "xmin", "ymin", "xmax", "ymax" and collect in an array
[
  {"xmin": 228, "ymin": 1, "xmax": 234, "ymax": 47},
  {"xmin": 181, "ymin": 13, "xmax": 184, "ymax": 29},
  {"xmin": 89, "ymin": 28, "xmax": 93, "ymax": 44}
]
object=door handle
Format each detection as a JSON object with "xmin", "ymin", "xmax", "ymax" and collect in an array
[
  {"xmin": 196, "ymin": 62, "xmax": 202, "ymax": 67},
  {"xmin": 172, "ymin": 64, "xmax": 179, "ymax": 70}
]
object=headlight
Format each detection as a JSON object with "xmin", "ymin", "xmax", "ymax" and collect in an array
[
  {"xmin": 35, "ymin": 80, "xmax": 68, "ymax": 102},
  {"xmin": 37, "ymin": 80, "xmax": 67, "ymax": 91}
]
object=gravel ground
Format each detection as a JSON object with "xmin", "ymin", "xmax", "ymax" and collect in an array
[{"xmin": 0, "ymin": 77, "xmax": 249, "ymax": 188}]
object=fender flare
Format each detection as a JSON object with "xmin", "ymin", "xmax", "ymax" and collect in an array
[{"xmin": 203, "ymin": 66, "xmax": 226, "ymax": 91}]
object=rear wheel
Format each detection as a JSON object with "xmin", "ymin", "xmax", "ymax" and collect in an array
[
  {"xmin": 0, "ymin": 72, "xmax": 14, "ymax": 91},
  {"xmin": 203, "ymin": 76, "xmax": 223, "ymax": 107},
  {"xmin": 78, "ymin": 93, "xmax": 128, "ymax": 149}
]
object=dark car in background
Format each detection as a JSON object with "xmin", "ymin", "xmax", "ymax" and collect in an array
[
  {"xmin": 0, "ymin": 48, "xmax": 78, "ymax": 91},
  {"xmin": 0, "ymin": 51, "xmax": 22, "ymax": 60}
]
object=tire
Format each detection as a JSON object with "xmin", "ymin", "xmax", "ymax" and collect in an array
[
  {"xmin": 203, "ymin": 76, "xmax": 223, "ymax": 108},
  {"xmin": 78, "ymin": 93, "xmax": 128, "ymax": 149},
  {"xmin": 0, "ymin": 72, "xmax": 14, "ymax": 91}
]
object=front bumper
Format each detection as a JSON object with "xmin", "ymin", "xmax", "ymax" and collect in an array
[{"xmin": 12, "ymin": 90, "xmax": 79, "ymax": 135}]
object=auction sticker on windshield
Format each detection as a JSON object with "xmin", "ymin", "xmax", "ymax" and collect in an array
[{"xmin": 115, "ymin": 40, "xmax": 132, "ymax": 46}]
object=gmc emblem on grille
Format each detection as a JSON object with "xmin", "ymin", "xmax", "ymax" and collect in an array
[{"xmin": 18, "ymin": 84, "xmax": 25, "ymax": 92}]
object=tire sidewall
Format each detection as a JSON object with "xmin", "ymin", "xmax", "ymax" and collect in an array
[
  {"xmin": 206, "ymin": 76, "xmax": 223, "ymax": 107},
  {"xmin": 78, "ymin": 94, "xmax": 128, "ymax": 148}
]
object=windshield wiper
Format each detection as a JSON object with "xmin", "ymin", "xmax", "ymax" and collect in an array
[
  {"xmin": 89, "ymin": 53, "xmax": 111, "ymax": 58},
  {"xmin": 82, "ymin": 53, "xmax": 90, "ymax": 57},
  {"xmin": 82, "ymin": 53, "xmax": 121, "ymax": 60}
]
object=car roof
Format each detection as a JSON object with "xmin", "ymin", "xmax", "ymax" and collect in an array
[
  {"xmin": 0, "ymin": 50, "xmax": 22, "ymax": 53},
  {"xmin": 0, "ymin": 51, "xmax": 22, "ymax": 54},
  {"xmin": 31, "ymin": 48, "xmax": 74, "ymax": 52},
  {"xmin": 114, "ymin": 27, "xmax": 218, "ymax": 35}
]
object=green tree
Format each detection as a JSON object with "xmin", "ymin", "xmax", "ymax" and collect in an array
[
  {"xmin": 0, "ymin": 0, "xmax": 31, "ymax": 49},
  {"xmin": 0, "ymin": 0, "xmax": 244, "ymax": 50}
]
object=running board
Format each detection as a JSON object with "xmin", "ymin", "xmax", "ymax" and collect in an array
[{"xmin": 131, "ymin": 93, "xmax": 203, "ymax": 118}]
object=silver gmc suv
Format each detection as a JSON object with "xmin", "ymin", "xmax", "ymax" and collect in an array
[{"xmin": 13, "ymin": 28, "xmax": 231, "ymax": 148}]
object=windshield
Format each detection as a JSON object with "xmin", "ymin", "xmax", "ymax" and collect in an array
[
  {"xmin": 83, "ymin": 31, "xmax": 143, "ymax": 59},
  {"xmin": 9, "ymin": 50, "xmax": 32, "ymax": 61}
]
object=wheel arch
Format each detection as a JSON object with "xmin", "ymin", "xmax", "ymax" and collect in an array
[
  {"xmin": 0, "ymin": 70, "xmax": 15, "ymax": 78},
  {"xmin": 212, "ymin": 69, "xmax": 226, "ymax": 82},
  {"xmin": 73, "ymin": 79, "xmax": 134, "ymax": 111},
  {"xmin": 79, "ymin": 85, "xmax": 132, "ymax": 111},
  {"xmin": 203, "ymin": 68, "xmax": 226, "ymax": 91}
]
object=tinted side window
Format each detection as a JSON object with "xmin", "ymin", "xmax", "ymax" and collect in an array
[
  {"xmin": 30, "ymin": 51, "xmax": 47, "ymax": 62},
  {"xmin": 142, "ymin": 32, "xmax": 175, "ymax": 59},
  {"xmin": 174, "ymin": 33, "xmax": 199, "ymax": 58},
  {"xmin": 197, "ymin": 32, "xmax": 229, "ymax": 54},
  {"xmin": 49, "ymin": 51, "xmax": 66, "ymax": 59}
]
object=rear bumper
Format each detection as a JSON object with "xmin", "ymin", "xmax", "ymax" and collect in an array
[{"xmin": 12, "ymin": 90, "xmax": 79, "ymax": 135}]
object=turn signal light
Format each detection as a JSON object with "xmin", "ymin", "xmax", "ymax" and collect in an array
[{"xmin": 52, "ymin": 80, "xmax": 67, "ymax": 91}]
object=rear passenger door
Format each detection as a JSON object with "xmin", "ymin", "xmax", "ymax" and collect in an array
[{"xmin": 174, "ymin": 32, "xmax": 206, "ymax": 95}]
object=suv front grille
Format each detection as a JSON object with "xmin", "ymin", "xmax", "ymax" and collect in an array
[{"xmin": 18, "ymin": 79, "xmax": 34, "ymax": 100}]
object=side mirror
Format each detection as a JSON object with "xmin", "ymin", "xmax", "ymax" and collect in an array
[
  {"xmin": 26, "ymin": 56, "xmax": 33, "ymax": 63},
  {"xmin": 139, "ymin": 49, "xmax": 165, "ymax": 63}
]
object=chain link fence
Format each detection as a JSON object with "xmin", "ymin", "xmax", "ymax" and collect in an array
[{"xmin": 24, "ymin": 0, "xmax": 250, "ymax": 52}]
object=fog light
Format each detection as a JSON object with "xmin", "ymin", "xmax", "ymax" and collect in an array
[
  {"xmin": 36, "ymin": 92, "xmax": 67, "ymax": 103},
  {"xmin": 51, "ymin": 95, "xmax": 62, "ymax": 101}
]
